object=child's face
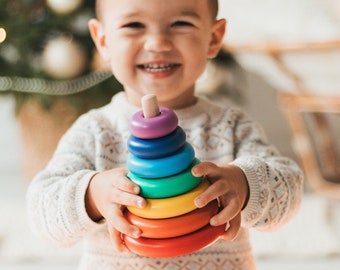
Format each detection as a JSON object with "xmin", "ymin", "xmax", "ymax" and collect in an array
[{"xmin": 90, "ymin": 0, "xmax": 225, "ymax": 108}]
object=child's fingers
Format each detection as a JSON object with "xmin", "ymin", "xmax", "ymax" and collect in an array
[
  {"xmin": 220, "ymin": 213, "xmax": 241, "ymax": 241},
  {"xmin": 192, "ymin": 162, "xmax": 228, "ymax": 208},
  {"xmin": 191, "ymin": 161, "xmax": 220, "ymax": 178},
  {"xmin": 194, "ymin": 180, "xmax": 225, "ymax": 208},
  {"xmin": 110, "ymin": 188, "xmax": 146, "ymax": 209},
  {"xmin": 111, "ymin": 170, "xmax": 140, "ymax": 194},
  {"xmin": 107, "ymin": 226, "xmax": 130, "ymax": 253},
  {"xmin": 209, "ymin": 197, "xmax": 238, "ymax": 226},
  {"xmin": 106, "ymin": 205, "xmax": 141, "ymax": 252}
]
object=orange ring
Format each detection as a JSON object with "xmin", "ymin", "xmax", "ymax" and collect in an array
[
  {"xmin": 123, "ymin": 224, "xmax": 225, "ymax": 258},
  {"xmin": 125, "ymin": 200, "xmax": 219, "ymax": 238}
]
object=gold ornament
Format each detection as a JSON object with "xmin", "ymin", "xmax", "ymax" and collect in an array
[
  {"xmin": 46, "ymin": 0, "xmax": 83, "ymax": 15},
  {"xmin": 42, "ymin": 36, "xmax": 87, "ymax": 80}
]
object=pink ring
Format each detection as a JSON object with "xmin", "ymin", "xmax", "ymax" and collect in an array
[
  {"xmin": 129, "ymin": 107, "xmax": 178, "ymax": 139},
  {"xmin": 123, "ymin": 224, "xmax": 225, "ymax": 258}
]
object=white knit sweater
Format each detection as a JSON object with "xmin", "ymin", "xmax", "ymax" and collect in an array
[{"xmin": 27, "ymin": 92, "xmax": 303, "ymax": 270}]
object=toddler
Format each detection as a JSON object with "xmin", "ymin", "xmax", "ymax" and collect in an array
[{"xmin": 27, "ymin": 0, "xmax": 303, "ymax": 269}]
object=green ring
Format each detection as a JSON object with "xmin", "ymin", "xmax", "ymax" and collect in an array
[{"xmin": 127, "ymin": 158, "xmax": 202, "ymax": 198}]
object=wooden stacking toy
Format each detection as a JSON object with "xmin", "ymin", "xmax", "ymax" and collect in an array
[{"xmin": 124, "ymin": 94, "xmax": 225, "ymax": 258}]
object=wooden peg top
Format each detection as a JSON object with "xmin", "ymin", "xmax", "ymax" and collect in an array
[{"xmin": 141, "ymin": 94, "xmax": 160, "ymax": 119}]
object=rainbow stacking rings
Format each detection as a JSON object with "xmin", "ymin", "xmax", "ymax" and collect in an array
[
  {"xmin": 127, "ymin": 179, "xmax": 210, "ymax": 219},
  {"xmin": 125, "ymin": 95, "xmax": 224, "ymax": 258},
  {"xmin": 127, "ymin": 142, "xmax": 195, "ymax": 178},
  {"xmin": 129, "ymin": 107, "xmax": 178, "ymax": 139},
  {"xmin": 123, "ymin": 223, "xmax": 225, "ymax": 258},
  {"xmin": 127, "ymin": 158, "xmax": 202, "ymax": 198},
  {"xmin": 127, "ymin": 127, "xmax": 186, "ymax": 159}
]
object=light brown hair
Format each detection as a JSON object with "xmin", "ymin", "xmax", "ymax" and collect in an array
[{"xmin": 95, "ymin": 0, "xmax": 219, "ymax": 20}]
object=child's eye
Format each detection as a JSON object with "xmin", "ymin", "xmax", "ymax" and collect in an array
[
  {"xmin": 122, "ymin": 22, "xmax": 144, "ymax": 29},
  {"xmin": 172, "ymin": 21, "xmax": 195, "ymax": 27}
]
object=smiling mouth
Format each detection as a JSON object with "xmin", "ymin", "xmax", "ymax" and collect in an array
[{"xmin": 137, "ymin": 63, "xmax": 181, "ymax": 73}]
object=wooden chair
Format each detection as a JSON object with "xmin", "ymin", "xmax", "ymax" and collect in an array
[{"xmin": 224, "ymin": 40, "xmax": 340, "ymax": 201}]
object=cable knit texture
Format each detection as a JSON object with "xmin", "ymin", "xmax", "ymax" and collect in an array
[{"xmin": 27, "ymin": 92, "xmax": 303, "ymax": 270}]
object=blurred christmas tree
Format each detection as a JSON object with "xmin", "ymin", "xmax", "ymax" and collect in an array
[
  {"xmin": 0, "ymin": 0, "xmax": 121, "ymax": 113},
  {"xmin": 0, "ymin": 0, "xmax": 125, "ymax": 180}
]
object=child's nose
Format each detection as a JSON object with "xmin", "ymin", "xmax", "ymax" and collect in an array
[{"xmin": 144, "ymin": 33, "xmax": 173, "ymax": 52}]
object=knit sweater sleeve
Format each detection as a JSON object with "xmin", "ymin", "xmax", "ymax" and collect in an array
[
  {"xmin": 230, "ymin": 110, "xmax": 304, "ymax": 231},
  {"xmin": 26, "ymin": 112, "xmax": 105, "ymax": 247}
]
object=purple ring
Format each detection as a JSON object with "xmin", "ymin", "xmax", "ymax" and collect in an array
[{"xmin": 129, "ymin": 107, "xmax": 178, "ymax": 139}]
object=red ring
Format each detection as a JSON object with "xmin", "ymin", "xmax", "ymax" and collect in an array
[
  {"xmin": 125, "ymin": 200, "xmax": 219, "ymax": 238},
  {"xmin": 123, "ymin": 224, "xmax": 225, "ymax": 258},
  {"xmin": 129, "ymin": 107, "xmax": 178, "ymax": 139}
]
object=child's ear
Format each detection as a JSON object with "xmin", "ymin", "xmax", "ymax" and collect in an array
[
  {"xmin": 207, "ymin": 19, "xmax": 227, "ymax": 59},
  {"xmin": 88, "ymin": 19, "xmax": 110, "ymax": 62}
]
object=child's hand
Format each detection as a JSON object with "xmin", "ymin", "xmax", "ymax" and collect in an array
[
  {"xmin": 192, "ymin": 162, "xmax": 249, "ymax": 241},
  {"xmin": 85, "ymin": 168, "xmax": 146, "ymax": 252}
]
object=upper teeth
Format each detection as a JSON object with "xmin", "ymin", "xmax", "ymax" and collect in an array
[{"xmin": 143, "ymin": 64, "xmax": 175, "ymax": 72}]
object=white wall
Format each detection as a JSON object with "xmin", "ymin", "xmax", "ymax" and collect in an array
[{"xmin": 0, "ymin": 97, "xmax": 22, "ymax": 174}]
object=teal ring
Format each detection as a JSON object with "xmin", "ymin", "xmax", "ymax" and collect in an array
[
  {"xmin": 127, "ymin": 158, "xmax": 202, "ymax": 198},
  {"xmin": 127, "ymin": 127, "xmax": 186, "ymax": 159},
  {"xmin": 127, "ymin": 142, "xmax": 195, "ymax": 178}
]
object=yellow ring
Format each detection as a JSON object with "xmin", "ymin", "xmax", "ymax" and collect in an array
[{"xmin": 127, "ymin": 179, "xmax": 210, "ymax": 219}]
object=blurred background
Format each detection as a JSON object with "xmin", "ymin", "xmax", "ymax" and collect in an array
[{"xmin": 1, "ymin": 0, "xmax": 340, "ymax": 269}]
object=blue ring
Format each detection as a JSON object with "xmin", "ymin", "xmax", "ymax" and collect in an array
[
  {"xmin": 127, "ymin": 158, "xmax": 202, "ymax": 198},
  {"xmin": 127, "ymin": 127, "xmax": 186, "ymax": 159},
  {"xmin": 127, "ymin": 142, "xmax": 195, "ymax": 178}
]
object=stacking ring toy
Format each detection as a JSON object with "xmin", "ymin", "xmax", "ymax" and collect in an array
[
  {"xmin": 127, "ymin": 158, "xmax": 201, "ymax": 198},
  {"xmin": 127, "ymin": 142, "xmax": 195, "ymax": 179},
  {"xmin": 127, "ymin": 179, "xmax": 209, "ymax": 219},
  {"xmin": 123, "ymin": 223, "xmax": 225, "ymax": 258},
  {"xmin": 125, "ymin": 200, "xmax": 219, "ymax": 238},
  {"xmin": 130, "ymin": 107, "xmax": 178, "ymax": 139},
  {"xmin": 127, "ymin": 127, "xmax": 186, "ymax": 159}
]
